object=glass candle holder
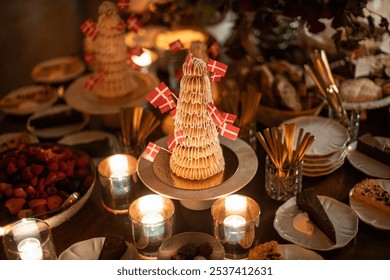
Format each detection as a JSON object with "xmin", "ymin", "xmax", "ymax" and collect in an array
[
  {"xmin": 211, "ymin": 194, "xmax": 261, "ymax": 259},
  {"xmin": 98, "ymin": 154, "xmax": 138, "ymax": 214},
  {"xmin": 128, "ymin": 194, "xmax": 175, "ymax": 259},
  {"xmin": 265, "ymin": 156, "xmax": 303, "ymax": 201},
  {"xmin": 2, "ymin": 218, "xmax": 57, "ymax": 260}
]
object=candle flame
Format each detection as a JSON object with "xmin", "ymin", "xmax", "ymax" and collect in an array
[
  {"xmin": 108, "ymin": 155, "xmax": 129, "ymax": 177},
  {"xmin": 225, "ymin": 195, "xmax": 247, "ymax": 213},
  {"xmin": 138, "ymin": 195, "xmax": 164, "ymax": 215},
  {"xmin": 132, "ymin": 49, "xmax": 153, "ymax": 67}
]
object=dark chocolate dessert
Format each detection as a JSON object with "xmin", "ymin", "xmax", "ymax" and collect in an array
[
  {"xmin": 98, "ymin": 235, "xmax": 128, "ymax": 260},
  {"xmin": 296, "ymin": 188, "xmax": 337, "ymax": 243},
  {"xmin": 357, "ymin": 133, "xmax": 390, "ymax": 166},
  {"xmin": 30, "ymin": 109, "xmax": 84, "ymax": 129}
]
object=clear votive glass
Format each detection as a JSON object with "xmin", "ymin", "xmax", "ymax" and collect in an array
[
  {"xmin": 265, "ymin": 156, "xmax": 303, "ymax": 201},
  {"xmin": 128, "ymin": 194, "xmax": 175, "ymax": 259},
  {"xmin": 2, "ymin": 218, "xmax": 57, "ymax": 260},
  {"xmin": 98, "ymin": 154, "xmax": 138, "ymax": 214},
  {"xmin": 211, "ymin": 195, "xmax": 261, "ymax": 259}
]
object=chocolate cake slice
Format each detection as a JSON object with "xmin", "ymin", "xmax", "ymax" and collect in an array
[
  {"xmin": 30, "ymin": 109, "xmax": 84, "ymax": 129},
  {"xmin": 357, "ymin": 133, "xmax": 390, "ymax": 166},
  {"xmin": 296, "ymin": 188, "xmax": 337, "ymax": 243},
  {"xmin": 98, "ymin": 235, "xmax": 128, "ymax": 260}
]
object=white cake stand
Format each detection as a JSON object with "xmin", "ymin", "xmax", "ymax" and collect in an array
[{"xmin": 137, "ymin": 136, "xmax": 258, "ymax": 210}]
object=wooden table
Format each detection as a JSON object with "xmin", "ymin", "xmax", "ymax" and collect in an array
[{"xmin": 0, "ymin": 106, "xmax": 389, "ymax": 260}]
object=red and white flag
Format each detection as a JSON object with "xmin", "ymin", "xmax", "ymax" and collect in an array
[
  {"xmin": 207, "ymin": 102, "xmax": 224, "ymax": 127},
  {"xmin": 80, "ymin": 19, "xmax": 99, "ymax": 41},
  {"xmin": 207, "ymin": 59, "xmax": 228, "ymax": 77},
  {"xmin": 170, "ymin": 108, "xmax": 177, "ymax": 116},
  {"xmin": 126, "ymin": 16, "xmax": 142, "ymax": 33},
  {"xmin": 128, "ymin": 47, "xmax": 144, "ymax": 57},
  {"xmin": 167, "ymin": 130, "xmax": 185, "ymax": 151},
  {"xmin": 127, "ymin": 58, "xmax": 141, "ymax": 71},
  {"xmin": 117, "ymin": 21, "xmax": 126, "ymax": 32},
  {"xmin": 210, "ymin": 73, "xmax": 222, "ymax": 83},
  {"xmin": 169, "ymin": 39, "xmax": 184, "ymax": 53},
  {"xmin": 221, "ymin": 112, "xmax": 237, "ymax": 125},
  {"xmin": 84, "ymin": 72, "xmax": 105, "ymax": 90},
  {"xmin": 209, "ymin": 42, "xmax": 219, "ymax": 58},
  {"xmin": 146, "ymin": 82, "xmax": 174, "ymax": 108},
  {"xmin": 117, "ymin": 0, "xmax": 131, "ymax": 10},
  {"xmin": 185, "ymin": 50, "xmax": 193, "ymax": 69},
  {"xmin": 158, "ymin": 95, "xmax": 176, "ymax": 114},
  {"xmin": 141, "ymin": 142, "xmax": 160, "ymax": 162},
  {"xmin": 218, "ymin": 123, "xmax": 240, "ymax": 140},
  {"xmin": 84, "ymin": 51, "xmax": 94, "ymax": 64}
]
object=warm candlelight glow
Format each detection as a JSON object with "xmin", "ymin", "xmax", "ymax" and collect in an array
[
  {"xmin": 132, "ymin": 49, "xmax": 153, "ymax": 67},
  {"xmin": 138, "ymin": 195, "xmax": 164, "ymax": 215},
  {"xmin": 225, "ymin": 195, "xmax": 247, "ymax": 212},
  {"xmin": 141, "ymin": 213, "xmax": 164, "ymax": 224},
  {"xmin": 108, "ymin": 154, "xmax": 130, "ymax": 177},
  {"xmin": 17, "ymin": 238, "xmax": 43, "ymax": 260},
  {"xmin": 223, "ymin": 214, "xmax": 246, "ymax": 228}
]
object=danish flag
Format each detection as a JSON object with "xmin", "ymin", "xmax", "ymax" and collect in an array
[
  {"xmin": 146, "ymin": 82, "xmax": 174, "ymax": 108},
  {"xmin": 169, "ymin": 39, "xmax": 184, "ymax": 53},
  {"xmin": 141, "ymin": 142, "xmax": 161, "ymax": 162},
  {"xmin": 207, "ymin": 102, "xmax": 224, "ymax": 127},
  {"xmin": 210, "ymin": 73, "xmax": 222, "ymax": 83},
  {"xmin": 158, "ymin": 95, "xmax": 176, "ymax": 114},
  {"xmin": 126, "ymin": 16, "xmax": 142, "ymax": 33},
  {"xmin": 128, "ymin": 47, "xmax": 144, "ymax": 57},
  {"xmin": 167, "ymin": 130, "xmax": 185, "ymax": 151},
  {"xmin": 207, "ymin": 59, "xmax": 228, "ymax": 77},
  {"xmin": 84, "ymin": 72, "xmax": 105, "ymax": 90},
  {"xmin": 185, "ymin": 50, "xmax": 193, "ymax": 69},
  {"xmin": 221, "ymin": 112, "xmax": 237, "ymax": 125},
  {"xmin": 170, "ymin": 108, "xmax": 177, "ymax": 116},
  {"xmin": 84, "ymin": 51, "xmax": 94, "ymax": 64},
  {"xmin": 209, "ymin": 42, "xmax": 219, "ymax": 58},
  {"xmin": 117, "ymin": 21, "xmax": 126, "ymax": 32},
  {"xmin": 117, "ymin": 0, "xmax": 131, "ymax": 10},
  {"xmin": 218, "ymin": 123, "xmax": 240, "ymax": 140},
  {"xmin": 80, "ymin": 19, "xmax": 99, "ymax": 41}
]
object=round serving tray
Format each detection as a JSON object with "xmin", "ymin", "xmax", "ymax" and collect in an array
[
  {"xmin": 65, "ymin": 72, "xmax": 159, "ymax": 115},
  {"xmin": 137, "ymin": 136, "xmax": 258, "ymax": 210}
]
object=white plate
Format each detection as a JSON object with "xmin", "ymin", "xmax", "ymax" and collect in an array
[
  {"xmin": 283, "ymin": 116, "xmax": 349, "ymax": 157},
  {"xmin": 0, "ymin": 132, "xmax": 39, "ymax": 153},
  {"xmin": 304, "ymin": 148, "xmax": 347, "ymax": 169},
  {"xmin": 304, "ymin": 145, "xmax": 347, "ymax": 164},
  {"xmin": 303, "ymin": 160, "xmax": 344, "ymax": 177},
  {"xmin": 27, "ymin": 105, "xmax": 89, "ymax": 138},
  {"xmin": 58, "ymin": 237, "xmax": 140, "ymax": 260},
  {"xmin": 274, "ymin": 195, "xmax": 358, "ymax": 251},
  {"xmin": 347, "ymin": 137, "xmax": 390, "ymax": 179},
  {"xmin": 31, "ymin": 56, "xmax": 85, "ymax": 84},
  {"xmin": 349, "ymin": 179, "xmax": 390, "ymax": 230},
  {"xmin": 279, "ymin": 244, "xmax": 323, "ymax": 260},
  {"xmin": 343, "ymin": 95, "xmax": 390, "ymax": 111},
  {"xmin": 0, "ymin": 85, "xmax": 58, "ymax": 116}
]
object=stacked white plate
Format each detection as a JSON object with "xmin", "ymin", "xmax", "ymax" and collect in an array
[{"xmin": 283, "ymin": 116, "xmax": 350, "ymax": 177}]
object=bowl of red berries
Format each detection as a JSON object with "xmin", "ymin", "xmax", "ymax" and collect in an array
[{"xmin": 0, "ymin": 143, "xmax": 96, "ymax": 234}]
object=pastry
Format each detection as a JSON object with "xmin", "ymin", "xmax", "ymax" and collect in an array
[
  {"xmin": 296, "ymin": 188, "xmax": 337, "ymax": 243},
  {"xmin": 340, "ymin": 78, "xmax": 382, "ymax": 102},
  {"xmin": 248, "ymin": 241, "xmax": 283, "ymax": 260},
  {"xmin": 351, "ymin": 179, "xmax": 390, "ymax": 215},
  {"xmin": 29, "ymin": 109, "xmax": 84, "ymax": 129},
  {"xmin": 169, "ymin": 43, "xmax": 225, "ymax": 180},
  {"xmin": 274, "ymin": 75, "xmax": 302, "ymax": 111},
  {"xmin": 98, "ymin": 235, "xmax": 128, "ymax": 260},
  {"xmin": 357, "ymin": 133, "xmax": 390, "ymax": 166}
]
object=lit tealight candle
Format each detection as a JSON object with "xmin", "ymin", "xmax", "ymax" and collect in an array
[
  {"xmin": 223, "ymin": 214, "xmax": 246, "ymax": 228},
  {"xmin": 141, "ymin": 213, "xmax": 164, "ymax": 224},
  {"xmin": 108, "ymin": 155, "xmax": 130, "ymax": 178},
  {"xmin": 17, "ymin": 237, "xmax": 43, "ymax": 260},
  {"xmin": 132, "ymin": 50, "xmax": 152, "ymax": 67}
]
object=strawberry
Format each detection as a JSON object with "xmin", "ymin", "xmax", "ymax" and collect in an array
[
  {"xmin": 30, "ymin": 176, "xmax": 38, "ymax": 187},
  {"xmin": 47, "ymin": 159, "xmax": 59, "ymax": 171},
  {"xmin": 13, "ymin": 188, "xmax": 27, "ymax": 198},
  {"xmin": 5, "ymin": 197, "xmax": 26, "ymax": 215},
  {"xmin": 76, "ymin": 154, "xmax": 90, "ymax": 168},
  {"xmin": 31, "ymin": 164, "xmax": 44, "ymax": 176},
  {"xmin": 6, "ymin": 162, "xmax": 18, "ymax": 175},
  {"xmin": 33, "ymin": 204, "xmax": 47, "ymax": 215},
  {"xmin": 17, "ymin": 209, "xmax": 34, "ymax": 219},
  {"xmin": 25, "ymin": 185, "xmax": 37, "ymax": 195},
  {"xmin": 16, "ymin": 158, "xmax": 26, "ymax": 169},
  {"xmin": 4, "ymin": 187, "xmax": 14, "ymax": 197},
  {"xmin": 46, "ymin": 185, "xmax": 58, "ymax": 195},
  {"xmin": 47, "ymin": 195, "xmax": 62, "ymax": 210},
  {"xmin": 58, "ymin": 160, "xmax": 68, "ymax": 172},
  {"xmin": 28, "ymin": 198, "xmax": 47, "ymax": 209},
  {"xmin": 66, "ymin": 160, "xmax": 75, "ymax": 177},
  {"xmin": 45, "ymin": 171, "xmax": 58, "ymax": 185},
  {"xmin": 0, "ymin": 182, "xmax": 12, "ymax": 191},
  {"xmin": 37, "ymin": 178, "xmax": 46, "ymax": 192},
  {"xmin": 21, "ymin": 166, "xmax": 34, "ymax": 181},
  {"xmin": 74, "ymin": 168, "xmax": 89, "ymax": 178}
]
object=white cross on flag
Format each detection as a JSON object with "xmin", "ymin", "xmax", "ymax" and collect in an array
[
  {"xmin": 84, "ymin": 72, "xmax": 105, "ymax": 90},
  {"xmin": 126, "ymin": 16, "xmax": 142, "ymax": 33},
  {"xmin": 207, "ymin": 102, "xmax": 224, "ymax": 127},
  {"xmin": 146, "ymin": 82, "xmax": 173, "ymax": 108},
  {"xmin": 141, "ymin": 142, "xmax": 161, "ymax": 162},
  {"xmin": 209, "ymin": 42, "xmax": 219, "ymax": 58},
  {"xmin": 117, "ymin": 0, "xmax": 131, "ymax": 10},
  {"xmin": 218, "ymin": 123, "xmax": 240, "ymax": 140},
  {"xmin": 158, "ymin": 95, "xmax": 176, "ymax": 114},
  {"xmin": 207, "ymin": 59, "xmax": 228, "ymax": 77},
  {"xmin": 221, "ymin": 112, "xmax": 237, "ymax": 125},
  {"xmin": 210, "ymin": 73, "xmax": 222, "ymax": 83},
  {"xmin": 80, "ymin": 19, "xmax": 99, "ymax": 41},
  {"xmin": 169, "ymin": 39, "xmax": 184, "ymax": 53},
  {"xmin": 167, "ymin": 130, "xmax": 185, "ymax": 151}
]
